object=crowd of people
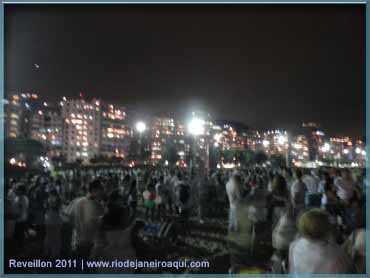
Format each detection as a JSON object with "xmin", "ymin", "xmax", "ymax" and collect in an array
[{"xmin": 3, "ymin": 164, "xmax": 367, "ymax": 274}]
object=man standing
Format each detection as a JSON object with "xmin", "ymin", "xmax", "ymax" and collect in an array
[
  {"xmin": 64, "ymin": 180, "xmax": 104, "ymax": 259},
  {"xmin": 226, "ymin": 173, "xmax": 242, "ymax": 232}
]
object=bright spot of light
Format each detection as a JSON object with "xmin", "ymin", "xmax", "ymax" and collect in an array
[
  {"xmin": 188, "ymin": 118, "xmax": 205, "ymax": 136},
  {"xmin": 262, "ymin": 140, "xmax": 270, "ymax": 147},
  {"xmin": 136, "ymin": 121, "xmax": 146, "ymax": 133}
]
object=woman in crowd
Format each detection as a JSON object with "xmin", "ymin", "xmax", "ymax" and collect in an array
[{"xmin": 289, "ymin": 208, "xmax": 354, "ymax": 274}]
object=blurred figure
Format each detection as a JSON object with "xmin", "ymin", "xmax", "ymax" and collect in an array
[
  {"xmin": 91, "ymin": 200, "xmax": 135, "ymax": 274},
  {"xmin": 44, "ymin": 189, "xmax": 63, "ymax": 258},
  {"xmin": 334, "ymin": 169, "xmax": 354, "ymax": 203},
  {"xmin": 267, "ymin": 175, "xmax": 289, "ymax": 225},
  {"xmin": 342, "ymin": 228, "xmax": 366, "ymax": 274},
  {"xmin": 14, "ymin": 183, "xmax": 29, "ymax": 245},
  {"xmin": 290, "ymin": 169, "xmax": 306, "ymax": 216},
  {"xmin": 303, "ymin": 169, "xmax": 321, "ymax": 208},
  {"xmin": 226, "ymin": 173, "xmax": 242, "ymax": 232},
  {"xmin": 289, "ymin": 209, "xmax": 354, "ymax": 274},
  {"xmin": 64, "ymin": 180, "xmax": 104, "ymax": 259}
]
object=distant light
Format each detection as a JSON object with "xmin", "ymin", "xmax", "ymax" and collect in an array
[
  {"xmin": 262, "ymin": 140, "xmax": 270, "ymax": 147},
  {"xmin": 34, "ymin": 63, "xmax": 40, "ymax": 69},
  {"xmin": 343, "ymin": 149, "xmax": 349, "ymax": 154},
  {"xmin": 164, "ymin": 160, "xmax": 169, "ymax": 166},
  {"xmin": 321, "ymin": 143, "xmax": 330, "ymax": 153},
  {"xmin": 278, "ymin": 135, "xmax": 287, "ymax": 145},
  {"xmin": 136, "ymin": 121, "xmax": 146, "ymax": 133},
  {"xmin": 188, "ymin": 118, "xmax": 205, "ymax": 136},
  {"xmin": 43, "ymin": 102, "xmax": 48, "ymax": 107},
  {"xmin": 355, "ymin": 147, "xmax": 361, "ymax": 154},
  {"xmin": 9, "ymin": 158, "xmax": 16, "ymax": 165},
  {"xmin": 214, "ymin": 133, "xmax": 222, "ymax": 142},
  {"xmin": 293, "ymin": 143, "xmax": 302, "ymax": 150},
  {"xmin": 361, "ymin": 150, "xmax": 366, "ymax": 156}
]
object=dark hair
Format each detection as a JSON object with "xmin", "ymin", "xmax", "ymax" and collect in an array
[
  {"xmin": 89, "ymin": 179, "xmax": 104, "ymax": 193},
  {"xmin": 295, "ymin": 169, "xmax": 303, "ymax": 179}
]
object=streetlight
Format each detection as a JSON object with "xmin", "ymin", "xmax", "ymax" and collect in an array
[
  {"xmin": 136, "ymin": 121, "xmax": 146, "ymax": 163},
  {"xmin": 136, "ymin": 121, "xmax": 146, "ymax": 133},
  {"xmin": 188, "ymin": 118, "xmax": 205, "ymax": 136},
  {"xmin": 188, "ymin": 117, "xmax": 208, "ymax": 173}
]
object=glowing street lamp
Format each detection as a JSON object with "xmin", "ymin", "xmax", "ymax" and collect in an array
[
  {"xmin": 136, "ymin": 121, "xmax": 146, "ymax": 162},
  {"xmin": 188, "ymin": 117, "xmax": 209, "ymax": 172},
  {"xmin": 136, "ymin": 121, "xmax": 146, "ymax": 133},
  {"xmin": 188, "ymin": 118, "xmax": 205, "ymax": 136}
]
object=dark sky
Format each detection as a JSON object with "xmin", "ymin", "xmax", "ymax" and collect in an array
[{"xmin": 5, "ymin": 5, "xmax": 366, "ymax": 138}]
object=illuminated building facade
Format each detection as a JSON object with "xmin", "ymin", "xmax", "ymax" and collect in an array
[
  {"xmin": 261, "ymin": 129, "xmax": 289, "ymax": 156},
  {"xmin": 211, "ymin": 121, "xmax": 255, "ymax": 151},
  {"xmin": 100, "ymin": 103, "xmax": 130, "ymax": 158},
  {"xmin": 328, "ymin": 137, "xmax": 354, "ymax": 162},
  {"xmin": 291, "ymin": 135, "xmax": 310, "ymax": 164},
  {"xmin": 62, "ymin": 98, "xmax": 101, "ymax": 163},
  {"xmin": 301, "ymin": 122, "xmax": 325, "ymax": 161},
  {"xmin": 31, "ymin": 106, "xmax": 63, "ymax": 157},
  {"xmin": 149, "ymin": 117, "xmax": 188, "ymax": 166},
  {"xmin": 4, "ymin": 92, "xmax": 41, "ymax": 139},
  {"xmin": 4, "ymin": 96, "xmax": 21, "ymax": 138}
]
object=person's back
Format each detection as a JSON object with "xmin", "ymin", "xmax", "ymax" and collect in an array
[
  {"xmin": 65, "ymin": 180, "xmax": 104, "ymax": 258},
  {"xmin": 289, "ymin": 237, "xmax": 352, "ymax": 274},
  {"xmin": 226, "ymin": 177, "xmax": 241, "ymax": 209},
  {"xmin": 91, "ymin": 205, "xmax": 135, "ymax": 274},
  {"xmin": 290, "ymin": 173, "xmax": 306, "ymax": 215},
  {"xmin": 175, "ymin": 181, "xmax": 191, "ymax": 211},
  {"xmin": 303, "ymin": 173, "xmax": 319, "ymax": 194},
  {"xmin": 334, "ymin": 170, "xmax": 354, "ymax": 203},
  {"xmin": 289, "ymin": 209, "xmax": 353, "ymax": 274}
]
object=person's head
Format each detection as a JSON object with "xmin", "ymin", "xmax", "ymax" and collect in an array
[
  {"xmin": 294, "ymin": 169, "xmax": 303, "ymax": 180},
  {"xmin": 15, "ymin": 183, "xmax": 26, "ymax": 196},
  {"xmin": 342, "ymin": 169, "xmax": 351, "ymax": 180},
  {"xmin": 88, "ymin": 179, "xmax": 104, "ymax": 200},
  {"xmin": 48, "ymin": 189, "xmax": 61, "ymax": 209},
  {"xmin": 272, "ymin": 175, "xmax": 287, "ymax": 195},
  {"xmin": 297, "ymin": 208, "xmax": 331, "ymax": 241},
  {"xmin": 159, "ymin": 175, "xmax": 164, "ymax": 183},
  {"xmin": 232, "ymin": 173, "xmax": 242, "ymax": 185}
]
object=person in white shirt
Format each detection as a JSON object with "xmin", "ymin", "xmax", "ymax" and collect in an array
[
  {"xmin": 226, "ymin": 173, "xmax": 242, "ymax": 232},
  {"xmin": 290, "ymin": 169, "xmax": 306, "ymax": 216},
  {"xmin": 334, "ymin": 169, "xmax": 354, "ymax": 203},
  {"xmin": 289, "ymin": 208, "xmax": 354, "ymax": 274},
  {"xmin": 63, "ymin": 180, "xmax": 104, "ymax": 259}
]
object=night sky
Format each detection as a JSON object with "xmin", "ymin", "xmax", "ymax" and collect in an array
[{"xmin": 5, "ymin": 5, "xmax": 366, "ymax": 138}]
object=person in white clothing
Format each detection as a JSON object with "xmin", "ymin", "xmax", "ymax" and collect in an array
[
  {"xmin": 64, "ymin": 179, "xmax": 104, "ymax": 259},
  {"xmin": 226, "ymin": 173, "xmax": 242, "ymax": 232},
  {"xmin": 289, "ymin": 208, "xmax": 354, "ymax": 274},
  {"xmin": 290, "ymin": 169, "xmax": 306, "ymax": 216},
  {"xmin": 334, "ymin": 169, "xmax": 354, "ymax": 203}
]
